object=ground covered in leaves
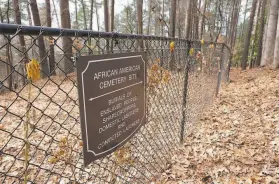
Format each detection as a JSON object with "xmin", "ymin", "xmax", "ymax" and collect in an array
[{"xmin": 155, "ymin": 68, "xmax": 279, "ymax": 184}]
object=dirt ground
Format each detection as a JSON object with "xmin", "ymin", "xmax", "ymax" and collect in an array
[{"xmin": 154, "ymin": 68, "xmax": 279, "ymax": 184}]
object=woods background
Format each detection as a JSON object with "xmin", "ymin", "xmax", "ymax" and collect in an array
[{"xmin": 0, "ymin": 0, "xmax": 279, "ymax": 91}]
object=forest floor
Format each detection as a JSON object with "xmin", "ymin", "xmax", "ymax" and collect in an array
[{"xmin": 155, "ymin": 68, "xmax": 279, "ymax": 184}]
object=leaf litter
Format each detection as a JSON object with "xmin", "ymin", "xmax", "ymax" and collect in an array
[{"xmin": 154, "ymin": 68, "xmax": 279, "ymax": 184}]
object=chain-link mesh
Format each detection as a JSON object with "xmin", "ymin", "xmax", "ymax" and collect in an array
[{"xmin": 0, "ymin": 24, "xmax": 230, "ymax": 184}]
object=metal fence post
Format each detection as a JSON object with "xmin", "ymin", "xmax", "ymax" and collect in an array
[
  {"xmin": 215, "ymin": 44, "xmax": 225, "ymax": 97},
  {"xmin": 180, "ymin": 40, "xmax": 191, "ymax": 143}
]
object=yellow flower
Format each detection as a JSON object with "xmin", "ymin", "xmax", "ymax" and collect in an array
[
  {"xmin": 200, "ymin": 39, "xmax": 204, "ymax": 45},
  {"xmin": 170, "ymin": 41, "xmax": 175, "ymax": 52},
  {"xmin": 209, "ymin": 44, "xmax": 215, "ymax": 49},
  {"xmin": 189, "ymin": 48, "xmax": 195, "ymax": 56},
  {"xmin": 26, "ymin": 58, "xmax": 40, "ymax": 81},
  {"xmin": 49, "ymin": 38, "xmax": 54, "ymax": 45}
]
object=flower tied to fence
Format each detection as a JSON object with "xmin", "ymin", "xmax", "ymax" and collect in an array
[
  {"xmin": 26, "ymin": 58, "xmax": 40, "ymax": 81},
  {"xmin": 170, "ymin": 41, "xmax": 175, "ymax": 52},
  {"xmin": 24, "ymin": 58, "xmax": 40, "ymax": 184},
  {"xmin": 189, "ymin": 48, "xmax": 195, "ymax": 56},
  {"xmin": 200, "ymin": 39, "xmax": 205, "ymax": 45}
]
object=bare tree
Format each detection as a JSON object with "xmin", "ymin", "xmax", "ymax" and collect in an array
[
  {"xmin": 272, "ymin": 9, "xmax": 279, "ymax": 69},
  {"xmin": 104, "ymin": 0, "xmax": 109, "ymax": 32},
  {"xmin": 249, "ymin": 0, "xmax": 262, "ymax": 68},
  {"xmin": 192, "ymin": 0, "xmax": 199, "ymax": 39},
  {"xmin": 136, "ymin": 0, "xmax": 143, "ymax": 50},
  {"xmin": 46, "ymin": 0, "xmax": 56, "ymax": 75},
  {"xmin": 169, "ymin": 0, "xmax": 176, "ymax": 70},
  {"xmin": 200, "ymin": 0, "xmax": 207, "ymax": 39},
  {"xmin": 255, "ymin": 0, "xmax": 267, "ymax": 67},
  {"xmin": 229, "ymin": 0, "xmax": 241, "ymax": 47},
  {"xmin": 184, "ymin": 0, "xmax": 192, "ymax": 39},
  {"xmin": 169, "ymin": 0, "xmax": 176, "ymax": 37},
  {"xmin": 137, "ymin": 0, "xmax": 143, "ymax": 35},
  {"xmin": 241, "ymin": 0, "xmax": 257, "ymax": 70},
  {"xmin": 27, "ymin": 1, "xmax": 32, "ymax": 25},
  {"xmin": 110, "ymin": 0, "xmax": 114, "ymax": 31},
  {"xmin": 74, "ymin": 0, "xmax": 78, "ymax": 28},
  {"xmin": 30, "ymin": 0, "xmax": 50, "ymax": 77},
  {"xmin": 81, "ymin": 0, "xmax": 88, "ymax": 29},
  {"xmin": 95, "ymin": 0, "xmax": 100, "ymax": 31},
  {"xmin": 52, "ymin": 0, "xmax": 60, "ymax": 27},
  {"xmin": 261, "ymin": 0, "xmax": 279, "ymax": 66},
  {"xmin": 161, "ymin": 0, "xmax": 165, "ymax": 36},
  {"xmin": 0, "ymin": 2, "xmax": 13, "ymax": 90},
  {"xmin": 146, "ymin": 0, "xmax": 153, "ymax": 35},
  {"xmin": 104, "ymin": 0, "xmax": 109, "ymax": 52},
  {"xmin": 13, "ymin": 0, "xmax": 27, "ymax": 85},
  {"xmin": 60, "ymin": 0, "xmax": 74, "ymax": 74},
  {"xmin": 89, "ymin": 0, "xmax": 94, "ymax": 30},
  {"xmin": 240, "ymin": 0, "xmax": 249, "ymax": 38}
]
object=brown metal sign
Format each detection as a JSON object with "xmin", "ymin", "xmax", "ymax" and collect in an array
[{"xmin": 76, "ymin": 52, "xmax": 146, "ymax": 166}]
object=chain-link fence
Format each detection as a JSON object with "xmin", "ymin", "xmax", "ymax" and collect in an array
[{"xmin": 0, "ymin": 24, "xmax": 230, "ymax": 184}]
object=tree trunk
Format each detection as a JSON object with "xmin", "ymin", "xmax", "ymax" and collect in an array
[
  {"xmin": 255, "ymin": 0, "xmax": 267, "ymax": 67},
  {"xmin": 249, "ymin": 0, "xmax": 261, "ymax": 68},
  {"xmin": 74, "ymin": 0, "xmax": 78, "ymax": 28},
  {"xmin": 240, "ymin": 0, "xmax": 249, "ymax": 39},
  {"xmin": 104, "ymin": 0, "xmax": 109, "ymax": 52},
  {"xmin": 104, "ymin": 0, "xmax": 109, "ymax": 32},
  {"xmin": 169, "ymin": 0, "xmax": 176, "ymax": 37},
  {"xmin": 95, "ymin": 0, "xmax": 100, "ymax": 31},
  {"xmin": 13, "ymin": 0, "xmax": 26, "ymax": 85},
  {"xmin": 59, "ymin": 0, "xmax": 74, "ymax": 74},
  {"xmin": 30, "ymin": 0, "xmax": 49, "ymax": 77},
  {"xmin": 81, "ymin": 0, "xmax": 87, "ymax": 29},
  {"xmin": 184, "ymin": 0, "xmax": 192, "ymax": 39},
  {"xmin": 89, "ymin": 0, "xmax": 94, "ymax": 30},
  {"xmin": 229, "ymin": 0, "xmax": 240, "ymax": 47},
  {"xmin": 241, "ymin": 0, "xmax": 257, "ymax": 70},
  {"xmin": 27, "ymin": 1, "xmax": 33, "ymax": 25},
  {"xmin": 193, "ymin": 0, "xmax": 199, "ymax": 39},
  {"xmin": 0, "ymin": 4, "xmax": 13, "ymax": 91},
  {"xmin": 137, "ymin": 0, "xmax": 143, "ymax": 35},
  {"xmin": 169, "ymin": 0, "xmax": 176, "ymax": 70},
  {"xmin": 177, "ymin": 0, "xmax": 181, "ymax": 38},
  {"xmin": 161, "ymin": 0, "xmax": 165, "ymax": 36},
  {"xmin": 146, "ymin": 0, "xmax": 153, "ymax": 35},
  {"xmin": 52, "ymin": 0, "xmax": 60, "ymax": 27},
  {"xmin": 45, "ymin": 0, "xmax": 56, "ymax": 75},
  {"xmin": 200, "ymin": 0, "xmax": 207, "ymax": 39},
  {"xmin": 261, "ymin": 0, "xmax": 279, "ymax": 66},
  {"xmin": 136, "ymin": 0, "xmax": 143, "ymax": 50},
  {"xmin": 272, "ymin": 12, "xmax": 279, "ymax": 69},
  {"xmin": 110, "ymin": 0, "xmax": 114, "ymax": 32}
]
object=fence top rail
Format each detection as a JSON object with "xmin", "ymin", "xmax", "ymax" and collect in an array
[{"xmin": 0, "ymin": 23, "xmax": 228, "ymax": 47}]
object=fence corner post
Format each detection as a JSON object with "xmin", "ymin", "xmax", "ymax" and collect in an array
[{"xmin": 180, "ymin": 40, "xmax": 191, "ymax": 144}]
